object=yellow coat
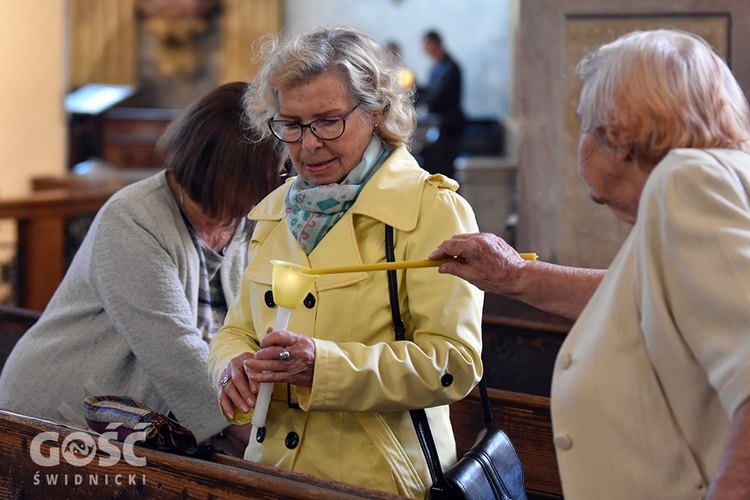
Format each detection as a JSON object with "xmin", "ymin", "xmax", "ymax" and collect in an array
[{"xmin": 208, "ymin": 147, "xmax": 483, "ymax": 497}]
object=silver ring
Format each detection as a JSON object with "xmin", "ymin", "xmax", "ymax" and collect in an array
[
  {"xmin": 221, "ymin": 375, "xmax": 230, "ymax": 388},
  {"xmin": 279, "ymin": 348, "xmax": 291, "ymax": 361}
]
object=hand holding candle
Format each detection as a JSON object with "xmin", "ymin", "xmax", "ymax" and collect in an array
[{"xmin": 249, "ymin": 262, "xmax": 318, "ymax": 444}]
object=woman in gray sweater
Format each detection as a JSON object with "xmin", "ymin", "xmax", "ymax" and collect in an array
[{"xmin": 0, "ymin": 82, "xmax": 281, "ymax": 453}]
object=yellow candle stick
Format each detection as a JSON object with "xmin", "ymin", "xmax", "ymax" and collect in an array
[{"xmin": 299, "ymin": 253, "xmax": 538, "ymax": 276}]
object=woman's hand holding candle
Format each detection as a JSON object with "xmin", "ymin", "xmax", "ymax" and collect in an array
[
  {"xmin": 218, "ymin": 352, "xmax": 256, "ymax": 420},
  {"xmin": 244, "ymin": 327, "xmax": 316, "ymax": 443},
  {"xmin": 245, "ymin": 330, "xmax": 316, "ymax": 386}
]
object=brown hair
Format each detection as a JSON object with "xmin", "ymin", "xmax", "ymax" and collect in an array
[{"xmin": 158, "ymin": 81, "xmax": 282, "ymax": 223}]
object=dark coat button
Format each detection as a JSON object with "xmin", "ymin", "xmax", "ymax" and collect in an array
[
  {"xmin": 441, "ymin": 373, "xmax": 454, "ymax": 387},
  {"xmin": 303, "ymin": 293, "xmax": 316, "ymax": 309},
  {"xmin": 264, "ymin": 290, "xmax": 275, "ymax": 308},
  {"xmin": 285, "ymin": 431, "xmax": 299, "ymax": 449}
]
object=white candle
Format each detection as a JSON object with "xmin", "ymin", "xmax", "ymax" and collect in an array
[
  {"xmin": 249, "ymin": 306, "xmax": 291, "ymax": 443},
  {"xmin": 247, "ymin": 261, "xmax": 317, "ymax": 443}
]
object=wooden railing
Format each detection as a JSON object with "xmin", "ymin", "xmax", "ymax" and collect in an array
[
  {"xmin": 0, "ymin": 409, "xmax": 397, "ymax": 499},
  {"xmin": 0, "ymin": 185, "xmax": 122, "ymax": 311}
]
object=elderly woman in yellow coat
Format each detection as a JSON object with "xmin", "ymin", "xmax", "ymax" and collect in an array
[{"xmin": 207, "ymin": 26, "xmax": 483, "ymax": 497}]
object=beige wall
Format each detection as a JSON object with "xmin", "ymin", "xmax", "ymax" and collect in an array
[{"xmin": 0, "ymin": 1, "xmax": 67, "ymax": 198}]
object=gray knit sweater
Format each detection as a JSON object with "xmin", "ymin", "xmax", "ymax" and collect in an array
[{"xmin": 0, "ymin": 172, "xmax": 247, "ymax": 441}]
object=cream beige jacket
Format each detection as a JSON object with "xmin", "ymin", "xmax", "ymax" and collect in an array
[{"xmin": 552, "ymin": 149, "xmax": 750, "ymax": 498}]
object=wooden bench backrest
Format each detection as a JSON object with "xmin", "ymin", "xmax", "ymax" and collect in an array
[
  {"xmin": 0, "ymin": 187, "xmax": 120, "ymax": 311},
  {"xmin": 0, "ymin": 409, "xmax": 398, "ymax": 499}
]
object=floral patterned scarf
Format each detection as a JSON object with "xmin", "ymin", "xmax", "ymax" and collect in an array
[{"xmin": 284, "ymin": 135, "xmax": 390, "ymax": 253}]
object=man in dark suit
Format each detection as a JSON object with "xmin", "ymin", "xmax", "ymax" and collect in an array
[{"xmin": 418, "ymin": 30, "xmax": 465, "ymax": 178}]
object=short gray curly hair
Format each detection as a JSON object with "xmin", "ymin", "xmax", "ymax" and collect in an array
[{"xmin": 243, "ymin": 26, "xmax": 416, "ymax": 150}]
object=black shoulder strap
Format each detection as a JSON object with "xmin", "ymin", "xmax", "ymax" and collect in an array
[
  {"xmin": 385, "ymin": 224, "xmax": 406, "ymax": 341},
  {"xmin": 385, "ymin": 224, "xmax": 448, "ymax": 490},
  {"xmin": 384, "ymin": 224, "xmax": 495, "ymax": 492}
]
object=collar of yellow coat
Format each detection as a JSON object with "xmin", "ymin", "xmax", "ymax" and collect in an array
[{"xmin": 248, "ymin": 145, "xmax": 458, "ymax": 233}]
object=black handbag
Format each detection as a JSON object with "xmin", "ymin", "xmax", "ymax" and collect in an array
[{"xmin": 385, "ymin": 225, "xmax": 527, "ymax": 500}]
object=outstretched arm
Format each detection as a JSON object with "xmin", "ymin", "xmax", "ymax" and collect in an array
[{"xmin": 430, "ymin": 233, "xmax": 605, "ymax": 320}]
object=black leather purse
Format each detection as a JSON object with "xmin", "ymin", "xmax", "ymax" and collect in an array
[{"xmin": 385, "ymin": 225, "xmax": 527, "ymax": 500}]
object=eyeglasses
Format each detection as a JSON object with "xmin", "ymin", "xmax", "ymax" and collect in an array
[{"xmin": 268, "ymin": 102, "xmax": 362, "ymax": 143}]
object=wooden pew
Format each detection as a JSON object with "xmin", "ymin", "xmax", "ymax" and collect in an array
[
  {"xmin": 0, "ymin": 187, "xmax": 121, "ymax": 311},
  {"xmin": 0, "ymin": 396, "xmax": 560, "ymax": 499},
  {"xmin": 481, "ymin": 294, "xmax": 572, "ymax": 397},
  {"xmin": 0, "ymin": 409, "xmax": 397, "ymax": 499},
  {"xmin": 450, "ymin": 294, "xmax": 567, "ymax": 498},
  {"xmin": 99, "ymin": 107, "xmax": 177, "ymax": 170}
]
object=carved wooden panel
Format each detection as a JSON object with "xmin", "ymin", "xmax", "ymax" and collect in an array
[
  {"xmin": 69, "ymin": 0, "xmax": 138, "ymax": 88},
  {"xmin": 69, "ymin": 0, "xmax": 282, "ymax": 92},
  {"xmin": 220, "ymin": 0, "xmax": 283, "ymax": 83}
]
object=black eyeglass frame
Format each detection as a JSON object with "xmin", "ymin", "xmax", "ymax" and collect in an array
[{"xmin": 267, "ymin": 102, "xmax": 363, "ymax": 143}]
